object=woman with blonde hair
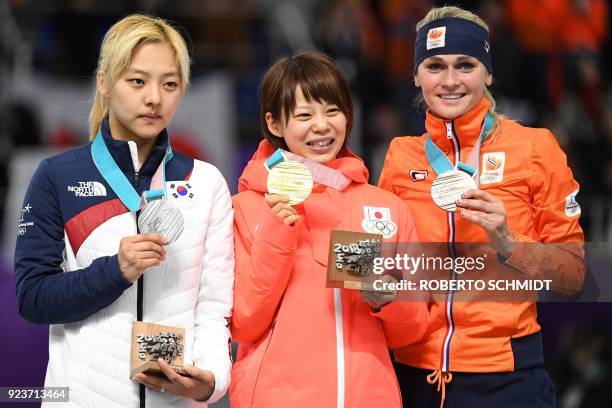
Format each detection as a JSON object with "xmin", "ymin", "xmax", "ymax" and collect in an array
[
  {"xmin": 15, "ymin": 14, "xmax": 234, "ymax": 407},
  {"xmin": 379, "ymin": 5, "xmax": 584, "ymax": 408}
]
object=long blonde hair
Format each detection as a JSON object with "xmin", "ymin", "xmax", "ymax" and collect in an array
[
  {"xmin": 88, "ymin": 14, "xmax": 191, "ymax": 139},
  {"xmin": 416, "ymin": 6, "xmax": 502, "ymax": 132}
]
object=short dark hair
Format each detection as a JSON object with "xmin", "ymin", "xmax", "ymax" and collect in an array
[{"xmin": 259, "ymin": 50, "xmax": 353, "ymax": 150}]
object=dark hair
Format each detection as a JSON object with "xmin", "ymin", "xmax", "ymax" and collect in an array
[{"xmin": 259, "ymin": 50, "xmax": 353, "ymax": 150}]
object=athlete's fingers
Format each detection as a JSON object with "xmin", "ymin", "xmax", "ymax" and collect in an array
[
  {"xmin": 455, "ymin": 197, "xmax": 492, "ymax": 213},
  {"xmin": 134, "ymin": 250, "xmax": 165, "ymax": 260},
  {"xmin": 283, "ymin": 214, "xmax": 301, "ymax": 226},
  {"xmin": 131, "ymin": 233, "xmax": 167, "ymax": 245},
  {"xmin": 266, "ymin": 194, "xmax": 290, "ymax": 207}
]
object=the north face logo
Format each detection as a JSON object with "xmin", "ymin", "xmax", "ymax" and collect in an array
[{"xmin": 67, "ymin": 181, "xmax": 107, "ymax": 197}]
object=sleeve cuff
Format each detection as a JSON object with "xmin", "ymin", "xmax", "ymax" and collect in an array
[
  {"xmin": 197, "ymin": 363, "xmax": 229, "ymax": 405},
  {"xmin": 370, "ymin": 300, "xmax": 411, "ymax": 321},
  {"xmin": 502, "ymin": 233, "xmax": 540, "ymax": 276},
  {"xmin": 105, "ymin": 255, "xmax": 133, "ymax": 290}
]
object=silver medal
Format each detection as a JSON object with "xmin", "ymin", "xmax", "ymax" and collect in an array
[
  {"xmin": 138, "ymin": 198, "xmax": 184, "ymax": 244},
  {"xmin": 431, "ymin": 169, "xmax": 476, "ymax": 212}
]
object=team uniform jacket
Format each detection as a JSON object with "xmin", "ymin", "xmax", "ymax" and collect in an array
[
  {"xmin": 379, "ymin": 97, "xmax": 585, "ymax": 373},
  {"xmin": 14, "ymin": 121, "xmax": 234, "ymax": 407},
  {"xmin": 229, "ymin": 140, "xmax": 429, "ymax": 408}
]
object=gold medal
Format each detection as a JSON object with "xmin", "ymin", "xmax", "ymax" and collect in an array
[
  {"xmin": 431, "ymin": 169, "xmax": 476, "ymax": 211},
  {"xmin": 267, "ymin": 161, "xmax": 313, "ymax": 205}
]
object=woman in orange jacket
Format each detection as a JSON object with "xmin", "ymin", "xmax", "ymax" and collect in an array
[
  {"xmin": 378, "ymin": 5, "xmax": 585, "ymax": 408},
  {"xmin": 230, "ymin": 50, "xmax": 429, "ymax": 407}
]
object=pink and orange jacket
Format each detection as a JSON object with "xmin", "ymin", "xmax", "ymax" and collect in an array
[{"xmin": 230, "ymin": 140, "xmax": 429, "ymax": 407}]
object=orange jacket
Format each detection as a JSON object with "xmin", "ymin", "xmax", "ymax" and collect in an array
[
  {"xmin": 230, "ymin": 141, "xmax": 429, "ymax": 407},
  {"xmin": 378, "ymin": 97, "xmax": 584, "ymax": 373}
]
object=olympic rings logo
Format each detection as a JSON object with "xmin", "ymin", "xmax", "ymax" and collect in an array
[{"xmin": 365, "ymin": 220, "xmax": 396, "ymax": 236}]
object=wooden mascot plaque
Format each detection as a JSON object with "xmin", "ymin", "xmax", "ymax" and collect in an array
[
  {"xmin": 327, "ymin": 230, "xmax": 383, "ymax": 290},
  {"xmin": 130, "ymin": 321, "xmax": 188, "ymax": 378}
]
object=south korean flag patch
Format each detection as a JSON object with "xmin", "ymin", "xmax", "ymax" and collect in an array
[{"xmin": 170, "ymin": 182, "xmax": 194, "ymax": 199}]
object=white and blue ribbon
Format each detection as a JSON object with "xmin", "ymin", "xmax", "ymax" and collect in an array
[
  {"xmin": 425, "ymin": 113, "xmax": 493, "ymax": 179},
  {"xmin": 91, "ymin": 130, "xmax": 173, "ymax": 212}
]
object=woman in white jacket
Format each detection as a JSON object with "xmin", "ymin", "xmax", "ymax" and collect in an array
[{"xmin": 14, "ymin": 14, "xmax": 234, "ymax": 407}]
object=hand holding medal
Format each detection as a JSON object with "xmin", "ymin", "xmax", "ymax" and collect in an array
[
  {"xmin": 118, "ymin": 233, "xmax": 167, "ymax": 283},
  {"xmin": 91, "ymin": 132, "xmax": 186, "ymax": 279},
  {"xmin": 426, "ymin": 123, "xmax": 515, "ymax": 256},
  {"xmin": 456, "ymin": 189, "xmax": 515, "ymax": 258},
  {"xmin": 266, "ymin": 194, "xmax": 302, "ymax": 226},
  {"xmin": 431, "ymin": 166, "xmax": 477, "ymax": 212},
  {"xmin": 138, "ymin": 197, "xmax": 185, "ymax": 244},
  {"xmin": 265, "ymin": 150, "xmax": 314, "ymax": 226},
  {"xmin": 267, "ymin": 160, "xmax": 313, "ymax": 205},
  {"xmin": 426, "ymin": 113, "xmax": 494, "ymax": 212}
]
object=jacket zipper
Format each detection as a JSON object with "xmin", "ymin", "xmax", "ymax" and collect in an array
[
  {"xmin": 250, "ymin": 321, "xmax": 277, "ymax": 406},
  {"xmin": 441, "ymin": 121, "xmax": 459, "ymax": 373},
  {"xmin": 133, "ymin": 150, "xmax": 144, "ymax": 407},
  {"xmin": 334, "ymin": 288, "xmax": 345, "ymax": 408}
]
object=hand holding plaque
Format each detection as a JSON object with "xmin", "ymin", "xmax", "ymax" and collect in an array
[
  {"xmin": 326, "ymin": 230, "xmax": 383, "ymax": 290},
  {"xmin": 130, "ymin": 321, "xmax": 188, "ymax": 378}
]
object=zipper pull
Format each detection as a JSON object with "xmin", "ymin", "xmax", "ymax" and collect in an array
[
  {"xmin": 134, "ymin": 171, "xmax": 139, "ymax": 187},
  {"xmin": 445, "ymin": 121, "xmax": 453, "ymax": 139}
]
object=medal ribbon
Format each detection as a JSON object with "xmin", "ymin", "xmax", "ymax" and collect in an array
[
  {"xmin": 425, "ymin": 113, "xmax": 493, "ymax": 182},
  {"xmin": 265, "ymin": 149, "xmax": 351, "ymax": 191},
  {"xmin": 91, "ymin": 129, "xmax": 173, "ymax": 212}
]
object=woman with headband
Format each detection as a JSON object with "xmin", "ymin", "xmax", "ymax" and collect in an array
[
  {"xmin": 14, "ymin": 15, "xmax": 234, "ymax": 407},
  {"xmin": 379, "ymin": 6, "xmax": 585, "ymax": 408}
]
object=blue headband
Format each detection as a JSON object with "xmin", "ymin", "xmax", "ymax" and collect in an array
[{"xmin": 414, "ymin": 17, "xmax": 492, "ymax": 73}]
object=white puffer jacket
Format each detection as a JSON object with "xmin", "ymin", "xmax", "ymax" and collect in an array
[
  {"xmin": 15, "ymin": 130, "xmax": 234, "ymax": 408},
  {"xmin": 47, "ymin": 160, "xmax": 233, "ymax": 407}
]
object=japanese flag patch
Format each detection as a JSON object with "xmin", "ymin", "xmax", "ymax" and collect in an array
[{"xmin": 361, "ymin": 206, "xmax": 397, "ymax": 239}]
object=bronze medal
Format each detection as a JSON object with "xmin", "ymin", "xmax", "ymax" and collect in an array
[{"xmin": 431, "ymin": 169, "xmax": 476, "ymax": 212}]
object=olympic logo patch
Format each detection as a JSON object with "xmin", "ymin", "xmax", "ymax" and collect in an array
[
  {"xmin": 427, "ymin": 26, "xmax": 446, "ymax": 50},
  {"xmin": 480, "ymin": 152, "xmax": 505, "ymax": 185},
  {"xmin": 361, "ymin": 206, "xmax": 397, "ymax": 239}
]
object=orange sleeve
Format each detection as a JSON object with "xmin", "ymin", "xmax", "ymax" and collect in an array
[
  {"xmin": 505, "ymin": 129, "xmax": 585, "ymax": 294},
  {"xmin": 231, "ymin": 200, "xmax": 298, "ymax": 343},
  {"xmin": 372, "ymin": 200, "xmax": 430, "ymax": 349}
]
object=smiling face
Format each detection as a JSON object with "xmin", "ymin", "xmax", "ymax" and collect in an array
[
  {"xmin": 266, "ymin": 86, "xmax": 347, "ymax": 164},
  {"xmin": 98, "ymin": 41, "xmax": 182, "ymax": 145},
  {"xmin": 415, "ymin": 54, "xmax": 492, "ymax": 120}
]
